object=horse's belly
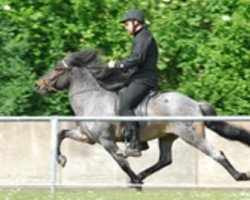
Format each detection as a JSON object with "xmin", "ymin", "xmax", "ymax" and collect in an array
[{"xmin": 139, "ymin": 122, "xmax": 170, "ymax": 141}]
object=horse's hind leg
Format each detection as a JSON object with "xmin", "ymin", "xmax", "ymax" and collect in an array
[
  {"xmin": 57, "ymin": 128, "xmax": 93, "ymax": 167},
  {"xmin": 183, "ymin": 130, "xmax": 250, "ymax": 181},
  {"xmin": 138, "ymin": 134, "xmax": 178, "ymax": 181}
]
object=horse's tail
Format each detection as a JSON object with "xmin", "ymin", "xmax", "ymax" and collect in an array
[{"xmin": 199, "ymin": 102, "xmax": 250, "ymax": 146}]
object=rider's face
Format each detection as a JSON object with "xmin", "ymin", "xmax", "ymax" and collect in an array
[{"xmin": 124, "ymin": 20, "xmax": 136, "ymax": 35}]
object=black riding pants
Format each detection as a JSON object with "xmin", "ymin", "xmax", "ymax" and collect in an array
[
  {"xmin": 119, "ymin": 81, "xmax": 151, "ymax": 143},
  {"xmin": 119, "ymin": 81, "xmax": 151, "ymax": 117}
]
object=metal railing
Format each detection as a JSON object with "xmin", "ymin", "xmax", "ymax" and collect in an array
[{"xmin": 0, "ymin": 115, "xmax": 249, "ymax": 193}]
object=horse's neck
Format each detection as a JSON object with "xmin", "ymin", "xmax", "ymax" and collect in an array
[
  {"xmin": 68, "ymin": 68, "xmax": 114, "ymax": 116},
  {"xmin": 69, "ymin": 68, "xmax": 102, "ymax": 95}
]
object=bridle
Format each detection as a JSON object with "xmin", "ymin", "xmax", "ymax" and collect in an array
[
  {"xmin": 38, "ymin": 58, "xmax": 104, "ymax": 97},
  {"xmin": 62, "ymin": 59, "xmax": 69, "ymax": 69},
  {"xmin": 39, "ymin": 59, "xmax": 70, "ymax": 93}
]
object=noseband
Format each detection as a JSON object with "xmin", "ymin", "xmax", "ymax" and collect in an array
[{"xmin": 40, "ymin": 59, "xmax": 70, "ymax": 92}]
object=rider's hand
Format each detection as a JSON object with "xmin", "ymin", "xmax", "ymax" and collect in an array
[{"xmin": 108, "ymin": 60, "xmax": 116, "ymax": 69}]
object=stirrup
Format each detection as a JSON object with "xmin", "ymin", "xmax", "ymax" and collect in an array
[
  {"xmin": 116, "ymin": 149, "xmax": 125, "ymax": 156},
  {"xmin": 124, "ymin": 146, "xmax": 142, "ymax": 157}
]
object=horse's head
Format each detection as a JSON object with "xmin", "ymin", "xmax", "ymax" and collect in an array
[
  {"xmin": 35, "ymin": 59, "xmax": 71, "ymax": 95},
  {"xmin": 35, "ymin": 50, "xmax": 100, "ymax": 95}
]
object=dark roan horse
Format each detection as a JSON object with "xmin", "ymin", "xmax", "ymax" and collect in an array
[{"xmin": 35, "ymin": 49, "xmax": 250, "ymax": 184}]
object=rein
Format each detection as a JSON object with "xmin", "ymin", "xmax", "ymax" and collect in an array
[{"xmin": 69, "ymin": 89, "xmax": 104, "ymax": 99}]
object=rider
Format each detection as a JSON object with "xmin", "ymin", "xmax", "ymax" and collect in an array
[{"xmin": 108, "ymin": 9, "xmax": 159, "ymax": 157}]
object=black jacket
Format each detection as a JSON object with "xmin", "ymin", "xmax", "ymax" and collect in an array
[{"xmin": 115, "ymin": 27, "xmax": 158, "ymax": 88}]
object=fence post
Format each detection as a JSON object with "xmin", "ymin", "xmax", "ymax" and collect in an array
[{"xmin": 50, "ymin": 117, "xmax": 58, "ymax": 193}]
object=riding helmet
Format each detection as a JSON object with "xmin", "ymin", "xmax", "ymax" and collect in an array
[{"xmin": 120, "ymin": 9, "xmax": 145, "ymax": 24}]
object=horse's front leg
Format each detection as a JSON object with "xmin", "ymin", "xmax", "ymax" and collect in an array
[
  {"xmin": 98, "ymin": 135, "xmax": 142, "ymax": 185},
  {"xmin": 57, "ymin": 128, "xmax": 94, "ymax": 167}
]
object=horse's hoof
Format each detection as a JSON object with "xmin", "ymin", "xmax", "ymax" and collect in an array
[
  {"xmin": 235, "ymin": 173, "xmax": 249, "ymax": 181},
  {"xmin": 57, "ymin": 155, "xmax": 67, "ymax": 167},
  {"xmin": 130, "ymin": 178, "xmax": 143, "ymax": 191},
  {"xmin": 135, "ymin": 185, "xmax": 143, "ymax": 192}
]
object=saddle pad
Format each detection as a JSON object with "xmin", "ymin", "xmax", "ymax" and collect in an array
[{"xmin": 115, "ymin": 90, "xmax": 159, "ymax": 127}]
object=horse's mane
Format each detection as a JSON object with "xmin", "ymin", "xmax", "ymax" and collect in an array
[{"xmin": 67, "ymin": 49, "xmax": 126, "ymax": 91}]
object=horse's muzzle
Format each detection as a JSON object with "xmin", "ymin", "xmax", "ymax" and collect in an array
[{"xmin": 34, "ymin": 80, "xmax": 47, "ymax": 95}]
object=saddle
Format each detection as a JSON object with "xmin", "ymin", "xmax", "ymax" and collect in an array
[{"xmin": 115, "ymin": 89, "xmax": 159, "ymax": 127}]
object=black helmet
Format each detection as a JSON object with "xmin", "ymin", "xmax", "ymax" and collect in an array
[{"xmin": 120, "ymin": 9, "xmax": 145, "ymax": 24}]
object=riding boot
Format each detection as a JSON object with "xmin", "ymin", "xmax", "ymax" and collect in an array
[
  {"xmin": 124, "ymin": 122, "xmax": 142, "ymax": 157},
  {"xmin": 140, "ymin": 142, "xmax": 149, "ymax": 151}
]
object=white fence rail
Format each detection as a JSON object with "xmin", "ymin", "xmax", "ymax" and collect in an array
[
  {"xmin": 0, "ymin": 116, "xmax": 249, "ymax": 193},
  {"xmin": 0, "ymin": 116, "xmax": 250, "ymax": 122}
]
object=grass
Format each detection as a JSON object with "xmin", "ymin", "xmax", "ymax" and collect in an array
[{"xmin": 0, "ymin": 188, "xmax": 250, "ymax": 200}]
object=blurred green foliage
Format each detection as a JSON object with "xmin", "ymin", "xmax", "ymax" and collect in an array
[{"xmin": 0, "ymin": 0, "xmax": 249, "ymax": 115}]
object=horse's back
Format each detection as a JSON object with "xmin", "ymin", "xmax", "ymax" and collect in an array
[
  {"xmin": 147, "ymin": 91, "xmax": 202, "ymax": 117},
  {"xmin": 139, "ymin": 92, "xmax": 204, "ymax": 141}
]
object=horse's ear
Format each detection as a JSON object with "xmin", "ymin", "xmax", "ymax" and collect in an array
[{"xmin": 84, "ymin": 50, "xmax": 99, "ymax": 64}]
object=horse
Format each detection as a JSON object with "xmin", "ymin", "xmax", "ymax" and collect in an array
[{"xmin": 35, "ymin": 49, "xmax": 250, "ymax": 184}]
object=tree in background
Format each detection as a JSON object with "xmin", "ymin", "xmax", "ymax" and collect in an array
[
  {"xmin": 0, "ymin": 0, "xmax": 249, "ymax": 115},
  {"xmin": 152, "ymin": 0, "xmax": 250, "ymax": 114},
  {"xmin": 0, "ymin": 5, "xmax": 34, "ymax": 115}
]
